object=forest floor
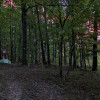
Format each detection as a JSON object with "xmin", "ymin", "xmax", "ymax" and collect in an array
[{"xmin": 0, "ymin": 64, "xmax": 100, "ymax": 100}]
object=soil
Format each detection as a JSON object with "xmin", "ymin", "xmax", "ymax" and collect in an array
[{"xmin": 0, "ymin": 64, "xmax": 68, "ymax": 100}]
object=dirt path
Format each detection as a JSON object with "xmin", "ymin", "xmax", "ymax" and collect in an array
[
  {"xmin": 0, "ymin": 65, "xmax": 68, "ymax": 100},
  {"xmin": 6, "ymin": 77, "xmax": 22, "ymax": 100}
]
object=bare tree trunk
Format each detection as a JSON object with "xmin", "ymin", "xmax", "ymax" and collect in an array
[
  {"xmin": 66, "ymin": 43, "xmax": 73, "ymax": 77},
  {"xmin": 59, "ymin": 36, "xmax": 63, "ymax": 77},
  {"xmin": 36, "ymin": 6, "xmax": 46, "ymax": 64},
  {"xmin": 72, "ymin": 29, "xmax": 76, "ymax": 68},
  {"xmin": 21, "ymin": 2, "xmax": 27, "ymax": 65},
  {"xmin": 0, "ymin": 41, "xmax": 1, "ymax": 59},
  {"xmin": 13, "ymin": 29, "xmax": 16, "ymax": 63},
  {"xmin": 10, "ymin": 18, "xmax": 13, "ymax": 63},
  {"xmin": 80, "ymin": 48, "xmax": 82, "ymax": 68},
  {"xmin": 54, "ymin": 44, "xmax": 56, "ymax": 63},
  {"xmin": 35, "ymin": 39, "xmax": 39, "ymax": 64},
  {"xmin": 44, "ymin": 6, "xmax": 50, "ymax": 65},
  {"xmin": 18, "ymin": 35, "xmax": 22, "ymax": 63},
  {"xmin": 64, "ymin": 43, "xmax": 67, "ymax": 65},
  {"xmin": 53, "ymin": 43, "xmax": 55, "ymax": 63},
  {"xmin": 53, "ymin": 43, "xmax": 56, "ymax": 63},
  {"xmin": 92, "ymin": 12, "xmax": 98, "ymax": 71},
  {"xmin": 82, "ymin": 48, "xmax": 86, "ymax": 69},
  {"xmin": 0, "ymin": 0, "xmax": 1, "ymax": 59},
  {"xmin": 0, "ymin": 29, "xmax": 2, "ymax": 60},
  {"xmin": 28, "ymin": 25, "xmax": 34, "ymax": 65}
]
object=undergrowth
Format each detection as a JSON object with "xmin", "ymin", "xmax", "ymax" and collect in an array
[{"xmin": 34, "ymin": 66, "xmax": 100, "ymax": 100}]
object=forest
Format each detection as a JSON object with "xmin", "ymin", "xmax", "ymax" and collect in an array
[{"xmin": 0, "ymin": 0, "xmax": 100, "ymax": 100}]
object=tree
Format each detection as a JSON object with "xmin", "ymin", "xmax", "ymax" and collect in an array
[
  {"xmin": 36, "ymin": 6, "xmax": 46, "ymax": 64},
  {"xmin": 21, "ymin": 0, "xmax": 27, "ymax": 65},
  {"xmin": 43, "ymin": 5, "xmax": 51, "ymax": 65},
  {"xmin": 0, "ymin": 1, "xmax": 2, "ymax": 60},
  {"xmin": 92, "ymin": 1, "xmax": 99, "ymax": 71}
]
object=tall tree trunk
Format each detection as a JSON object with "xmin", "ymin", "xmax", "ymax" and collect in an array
[
  {"xmin": 44, "ymin": 6, "xmax": 50, "ymax": 65},
  {"xmin": 92, "ymin": 12, "xmax": 98, "ymax": 71},
  {"xmin": 72, "ymin": 29, "xmax": 76, "ymax": 68},
  {"xmin": 36, "ymin": 6, "xmax": 46, "ymax": 64},
  {"xmin": 53, "ymin": 43, "xmax": 56, "ymax": 63},
  {"xmin": 64, "ymin": 43, "xmax": 67, "ymax": 65},
  {"xmin": 82, "ymin": 47, "xmax": 86, "ymax": 69},
  {"xmin": 35, "ymin": 40, "xmax": 38, "ymax": 64},
  {"xmin": 80, "ymin": 45, "xmax": 82, "ymax": 68},
  {"xmin": 13, "ymin": 30, "xmax": 16, "ymax": 63},
  {"xmin": 10, "ymin": 20, "xmax": 13, "ymax": 63},
  {"xmin": 18, "ymin": 36, "xmax": 22, "ymax": 63},
  {"xmin": 54, "ymin": 44, "xmax": 56, "ymax": 63},
  {"xmin": 57, "ymin": 5, "xmax": 68, "ymax": 77},
  {"xmin": 0, "ymin": 41, "xmax": 1, "ymax": 59},
  {"xmin": 0, "ymin": 0, "xmax": 1, "ymax": 59},
  {"xmin": 28, "ymin": 25, "xmax": 34, "ymax": 65},
  {"xmin": 59, "ymin": 36, "xmax": 63, "ymax": 77},
  {"xmin": 34, "ymin": 29, "xmax": 39, "ymax": 64},
  {"xmin": 53, "ymin": 43, "xmax": 55, "ymax": 62},
  {"xmin": 0, "ymin": 1, "xmax": 1, "ymax": 59},
  {"xmin": 21, "ymin": 2, "xmax": 27, "ymax": 65},
  {"xmin": 69, "ymin": 43, "xmax": 73, "ymax": 68},
  {"xmin": 66, "ymin": 42, "xmax": 73, "ymax": 77},
  {"xmin": 13, "ymin": 21, "xmax": 16, "ymax": 63}
]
